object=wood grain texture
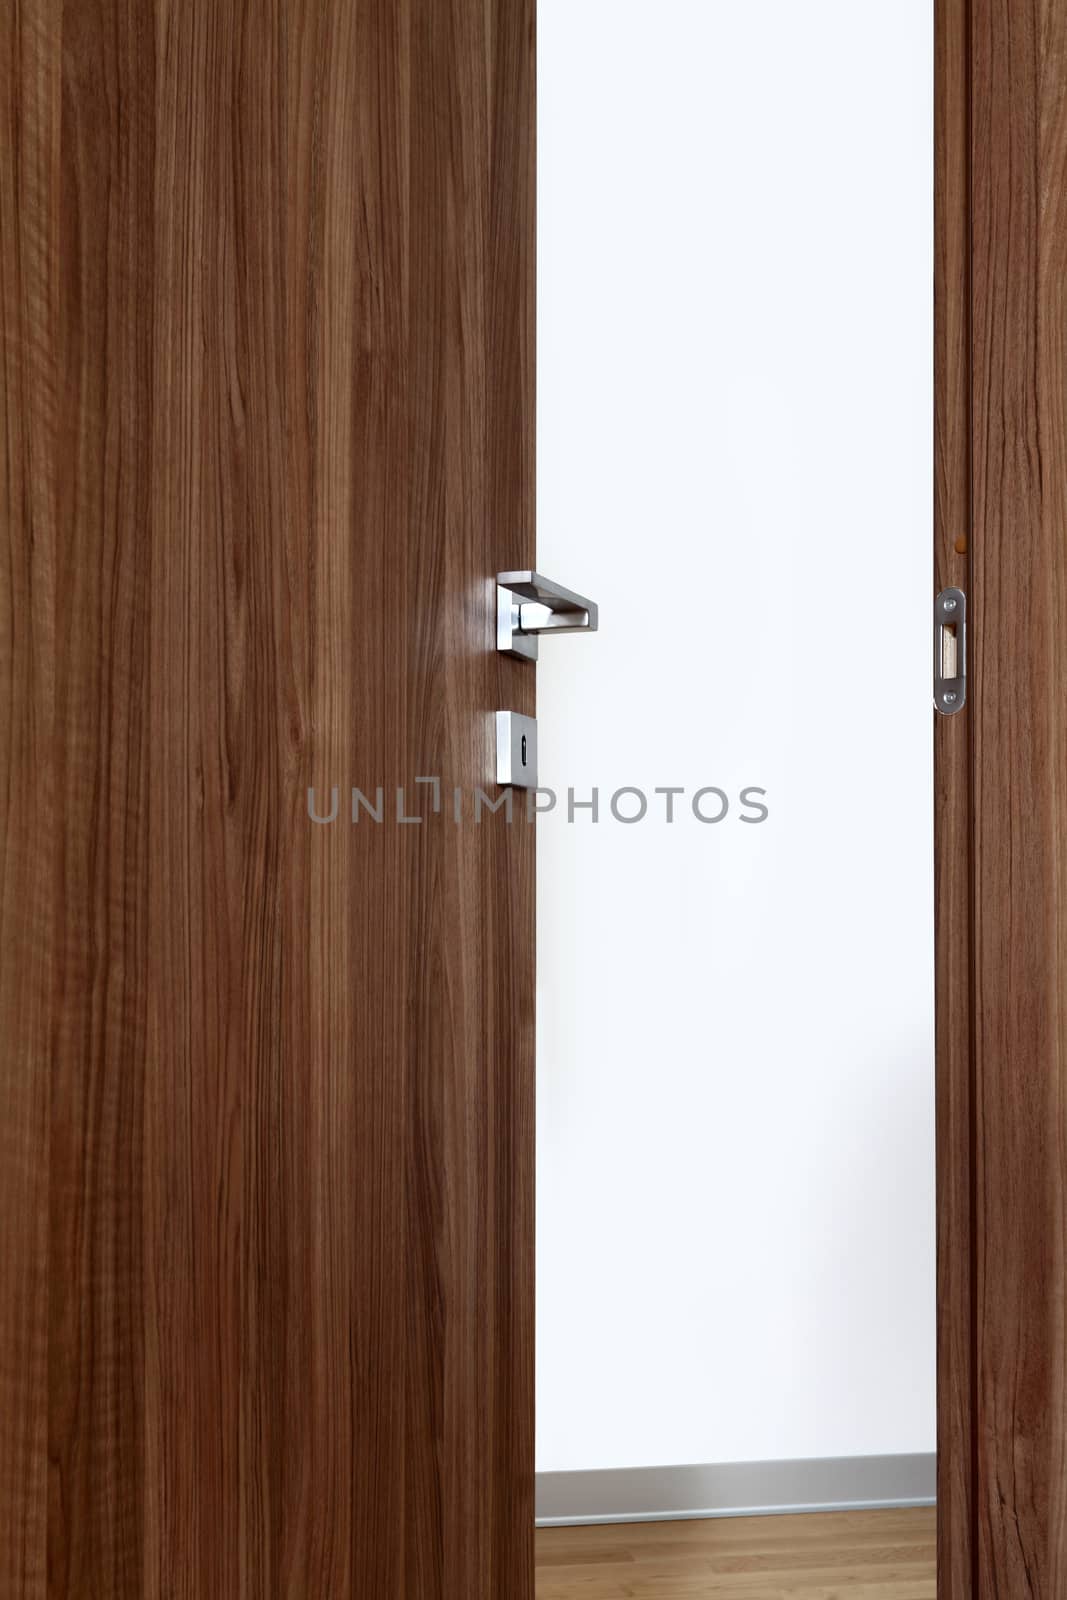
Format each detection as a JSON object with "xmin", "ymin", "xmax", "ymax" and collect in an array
[
  {"xmin": 0, "ymin": 5, "xmax": 59, "ymax": 1594},
  {"xmin": 971, "ymin": 0, "xmax": 1067, "ymax": 1592},
  {"xmin": 535, "ymin": 1509, "xmax": 937, "ymax": 1599},
  {"xmin": 0, "ymin": 2, "xmax": 535, "ymax": 1596},
  {"xmin": 934, "ymin": 0, "xmax": 976, "ymax": 1595}
]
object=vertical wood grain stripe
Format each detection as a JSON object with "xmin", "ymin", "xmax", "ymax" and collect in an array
[
  {"xmin": 971, "ymin": 0, "xmax": 1067, "ymax": 1592},
  {"xmin": 934, "ymin": 0, "xmax": 976, "ymax": 1595},
  {"xmin": 0, "ymin": 3, "xmax": 59, "ymax": 1593}
]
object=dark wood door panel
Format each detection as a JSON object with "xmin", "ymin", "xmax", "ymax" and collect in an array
[{"xmin": 0, "ymin": 3, "xmax": 534, "ymax": 1596}]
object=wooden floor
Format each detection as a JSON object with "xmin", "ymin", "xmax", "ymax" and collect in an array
[{"xmin": 535, "ymin": 1508, "xmax": 936, "ymax": 1598}]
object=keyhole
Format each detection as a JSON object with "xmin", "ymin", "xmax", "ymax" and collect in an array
[{"xmin": 521, "ymin": 734, "xmax": 528, "ymax": 766}]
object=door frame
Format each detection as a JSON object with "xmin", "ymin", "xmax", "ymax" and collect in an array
[
  {"xmin": 934, "ymin": 0, "xmax": 974, "ymax": 1593},
  {"xmin": 935, "ymin": 0, "xmax": 1067, "ymax": 1592}
]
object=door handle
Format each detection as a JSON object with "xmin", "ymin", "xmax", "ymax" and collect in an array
[{"xmin": 496, "ymin": 571, "xmax": 599, "ymax": 661}]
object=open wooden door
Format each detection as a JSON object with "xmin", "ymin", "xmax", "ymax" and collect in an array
[
  {"xmin": 7, "ymin": 0, "xmax": 1067, "ymax": 1593},
  {"xmin": 936, "ymin": 0, "xmax": 1067, "ymax": 1594},
  {"xmin": 0, "ymin": 4, "xmax": 534, "ymax": 1596}
]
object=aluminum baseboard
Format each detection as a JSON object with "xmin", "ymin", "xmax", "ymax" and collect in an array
[{"xmin": 535, "ymin": 1454, "xmax": 936, "ymax": 1527}]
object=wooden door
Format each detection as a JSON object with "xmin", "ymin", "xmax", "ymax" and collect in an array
[
  {"xmin": 936, "ymin": 0, "xmax": 1067, "ymax": 1594},
  {"xmin": 0, "ymin": 4, "xmax": 534, "ymax": 1597}
]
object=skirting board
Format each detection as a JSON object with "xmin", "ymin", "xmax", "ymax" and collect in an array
[{"xmin": 535, "ymin": 1454, "xmax": 936, "ymax": 1527}]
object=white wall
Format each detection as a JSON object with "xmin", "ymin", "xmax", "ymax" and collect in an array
[{"xmin": 536, "ymin": 0, "xmax": 934, "ymax": 1474}]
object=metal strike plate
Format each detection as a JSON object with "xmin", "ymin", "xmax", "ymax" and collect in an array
[
  {"xmin": 496, "ymin": 711, "xmax": 538, "ymax": 788},
  {"xmin": 934, "ymin": 588, "xmax": 966, "ymax": 715},
  {"xmin": 496, "ymin": 571, "xmax": 599, "ymax": 661}
]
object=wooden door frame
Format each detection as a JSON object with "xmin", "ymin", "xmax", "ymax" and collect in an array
[
  {"xmin": 936, "ymin": 0, "xmax": 1067, "ymax": 1592},
  {"xmin": 934, "ymin": 0, "xmax": 974, "ymax": 1594}
]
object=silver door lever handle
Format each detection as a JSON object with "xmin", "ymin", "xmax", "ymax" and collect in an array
[{"xmin": 496, "ymin": 571, "xmax": 599, "ymax": 661}]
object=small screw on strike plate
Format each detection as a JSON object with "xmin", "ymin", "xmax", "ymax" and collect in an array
[{"xmin": 943, "ymin": 597, "xmax": 957, "ymax": 611}]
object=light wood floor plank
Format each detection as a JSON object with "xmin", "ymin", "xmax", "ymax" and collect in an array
[{"xmin": 535, "ymin": 1508, "xmax": 936, "ymax": 1598}]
